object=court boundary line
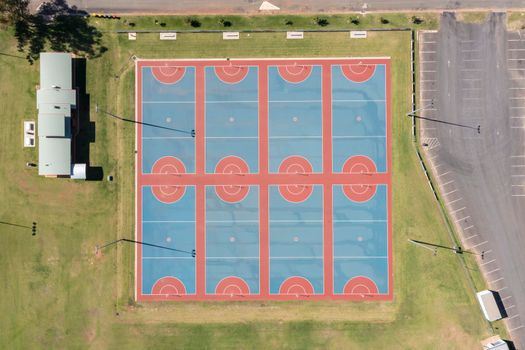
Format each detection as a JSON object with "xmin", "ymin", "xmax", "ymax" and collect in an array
[{"xmin": 135, "ymin": 57, "xmax": 392, "ymax": 301}]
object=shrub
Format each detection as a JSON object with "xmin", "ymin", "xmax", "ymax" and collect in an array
[
  {"xmin": 219, "ymin": 18, "xmax": 232, "ymax": 27},
  {"xmin": 314, "ymin": 17, "xmax": 329, "ymax": 27},
  {"xmin": 380, "ymin": 17, "xmax": 389, "ymax": 24},
  {"xmin": 411, "ymin": 16, "xmax": 424, "ymax": 25},
  {"xmin": 185, "ymin": 16, "xmax": 201, "ymax": 28},
  {"xmin": 349, "ymin": 17, "xmax": 360, "ymax": 25}
]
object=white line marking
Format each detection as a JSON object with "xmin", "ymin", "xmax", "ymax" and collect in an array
[
  {"xmin": 442, "ymin": 180, "xmax": 454, "ymax": 186},
  {"xmin": 507, "ymin": 314, "xmax": 519, "ymax": 320},
  {"xmin": 509, "ymin": 325, "xmax": 524, "ymax": 332},
  {"xmin": 462, "ymin": 224, "xmax": 474, "ymax": 230},
  {"xmin": 437, "ymin": 171, "xmax": 450, "ymax": 178},
  {"xmin": 485, "ymin": 267, "xmax": 499, "ymax": 274},
  {"xmin": 502, "ymin": 296, "xmax": 512, "ymax": 302},
  {"xmin": 481, "ymin": 259, "xmax": 496, "ymax": 266},
  {"xmin": 443, "ymin": 189, "xmax": 457, "ymax": 196},
  {"xmin": 491, "ymin": 277, "xmax": 504, "ymax": 284},
  {"xmin": 506, "ymin": 304, "xmax": 516, "ymax": 310},
  {"xmin": 421, "ymin": 51, "xmax": 436, "ymax": 54},
  {"xmin": 470, "ymin": 240, "xmax": 487, "ymax": 248},
  {"xmin": 465, "ymin": 234, "xmax": 478, "ymax": 240},
  {"xmin": 142, "ymin": 220, "xmax": 196, "ymax": 223},
  {"xmin": 455, "ymin": 216, "xmax": 470, "ymax": 223},
  {"xmin": 499, "ymin": 286, "xmax": 508, "ymax": 291},
  {"xmin": 512, "ymin": 194, "xmax": 525, "ymax": 197},
  {"xmin": 450, "ymin": 206, "xmax": 466, "ymax": 214},
  {"xmin": 449, "ymin": 197, "xmax": 463, "ymax": 205}
]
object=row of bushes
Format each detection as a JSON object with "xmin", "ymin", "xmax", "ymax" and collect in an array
[{"xmin": 125, "ymin": 15, "xmax": 426, "ymax": 28}]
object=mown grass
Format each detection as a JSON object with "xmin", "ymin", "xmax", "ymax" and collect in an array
[
  {"xmin": 0, "ymin": 14, "xmax": 498, "ymax": 349},
  {"xmin": 93, "ymin": 13, "xmax": 439, "ymax": 32}
]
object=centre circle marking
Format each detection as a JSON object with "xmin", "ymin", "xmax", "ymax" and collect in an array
[
  {"xmin": 215, "ymin": 156, "xmax": 250, "ymax": 203},
  {"xmin": 342, "ymin": 156, "xmax": 377, "ymax": 203},
  {"xmin": 151, "ymin": 156, "xmax": 186, "ymax": 204},
  {"xmin": 278, "ymin": 156, "xmax": 314, "ymax": 202}
]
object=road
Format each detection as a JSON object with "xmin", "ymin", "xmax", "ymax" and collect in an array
[
  {"xmin": 30, "ymin": 0, "xmax": 525, "ymax": 14},
  {"xmin": 419, "ymin": 12, "xmax": 525, "ymax": 347}
]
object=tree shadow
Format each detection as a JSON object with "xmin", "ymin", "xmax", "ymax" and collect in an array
[
  {"xmin": 72, "ymin": 58, "xmax": 103, "ymax": 181},
  {"xmin": 14, "ymin": 0, "xmax": 107, "ymax": 64}
]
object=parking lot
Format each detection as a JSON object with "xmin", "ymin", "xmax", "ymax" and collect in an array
[{"xmin": 419, "ymin": 13, "xmax": 525, "ymax": 345}]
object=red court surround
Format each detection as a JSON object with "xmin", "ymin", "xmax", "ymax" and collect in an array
[
  {"xmin": 151, "ymin": 66, "xmax": 186, "ymax": 84},
  {"xmin": 136, "ymin": 58, "xmax": 392, "ymax": 302},
  {"xmin": 151, "ymin": 276, "xmax": 187, "ymax": 297}
]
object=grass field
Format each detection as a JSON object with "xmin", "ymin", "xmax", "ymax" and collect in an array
[{"xmin": 0, "ymin": 14, "xmax": 498, "ymax": 349}]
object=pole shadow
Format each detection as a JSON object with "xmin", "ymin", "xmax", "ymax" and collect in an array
[{"xmin": 72, "ymin": 58, "xmax": 103, "ymax": 180}]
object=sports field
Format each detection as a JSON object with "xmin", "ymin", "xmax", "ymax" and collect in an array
[
  {"xmin": 0, "ymin": 14, "xmax": 501, "ymax": 348},
  {"xmin": 136, "ymin": 58, "xmax": 391, "ymax": 301}
]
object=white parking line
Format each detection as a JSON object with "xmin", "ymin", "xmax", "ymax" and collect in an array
[
  {"xmin": 485, "ymin": 250, "xmax": 492, "ymax": 254},
  {"xmin": 443, "ymin": 189, "xmax": 457, "ymax": 196},
  {"xmin": 437, "ymin": 171, "xmax": 450, "ymax": 178},
  {"xmin": 499, "ymin": 286, "xmax": 508, "ymax": 292},
  {"xmin": 421, "ymin": 51, "xmax": 436, "ymax": 54},
  {"xmin": 509, "ymin": 325, "xmax": 524, "ymax": 332},
  {"xmin": 502, "ymin": 296, "xmax": 513, "ymax": 302},
  {"xmin": 470, "ymin": 240, "xmax": 487, "ymax": 248},
  {"xmin": 481, "ymin": 259, "xmax": 496, "ymax": 266},
  {"xmin": 442, "ymin": 180, "xmax": 454, "ymax": 186},
  {"xmin": 451, "ymin": 206, "xmax": 466, "ymax": 214},
  {"xmin": 512, "ymin": 194, "xmax": 525, "ymax": 197},
  {"xmin": 491, "ymin": 277, "xmax": 504, "ymax": 284},
  {"xmin": 465, "ymin": 234, "xmax": 478, "ymax": 240},
  {"xmin": 449, "ymin": 197, "xmax": 463, "ymax": 205},
  {"xmin": 506, "ymin": 305, "xmax": 516, "ymax": 310},
  {"xmin": 455, "ymin": 216, "xmax": 470, "ymax": 223},
  {"xmin": 507, "ymin": 314, "xmax": 519, "ymax": 321},
  {"xmin": 485, "ymin": 268, "xmax": 499, "ymax": 274},
  {"xmin": 462, "ymin": 224, "xmax": 474, "ymax": 230}
]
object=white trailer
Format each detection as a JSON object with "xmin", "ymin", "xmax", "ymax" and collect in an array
[{"xmin": 476, "ymin": 290, "xmax": 503, "ymax": 322}]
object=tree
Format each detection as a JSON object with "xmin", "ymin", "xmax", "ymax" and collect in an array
[
  {"xmin": 9, "ymin": 0, "xmax": 106, "ymax": 64},
  {"xmin": 0, "ymin": 0, "xmax": 30, "ymax": 25}
]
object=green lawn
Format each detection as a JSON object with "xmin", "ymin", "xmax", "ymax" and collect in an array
[{"xmin": 0, "ymin": 15, "xmax": 497, "ymax": 349}]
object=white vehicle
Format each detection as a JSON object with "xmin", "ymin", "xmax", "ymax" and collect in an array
[{"xmin": 476, "ymin": 290, "xmax": 503, "ymax": 322}]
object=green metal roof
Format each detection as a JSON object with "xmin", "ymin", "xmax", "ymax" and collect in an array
[
  {"xmin": 38, "ymin": 137, "xmax": 71, "ymax": 176},
  {"xmin": 38, "ymin": 113, "xmax": 71, "ymax": 137},
  {"xmin": 37, "ymin": 52, "xmax": 75, "ymax": 176},
  {"xmin": 40, "ymin": 52, "xmax": 72, "ymax": 90}
]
